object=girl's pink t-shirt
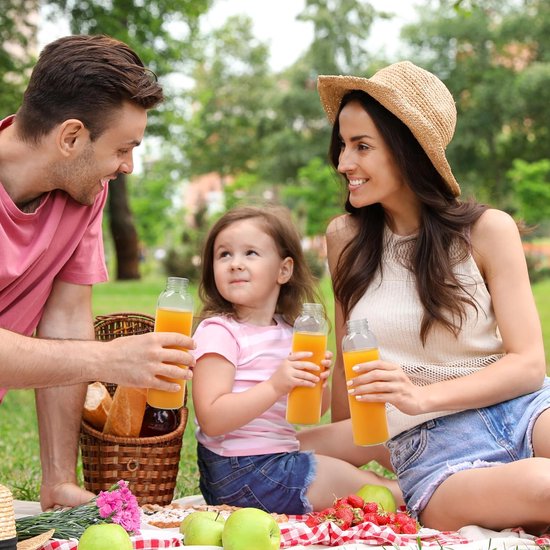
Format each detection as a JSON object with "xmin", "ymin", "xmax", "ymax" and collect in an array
[{"xmin": 193, "ymin": 314, "xmax": 299, "ymax": 457}]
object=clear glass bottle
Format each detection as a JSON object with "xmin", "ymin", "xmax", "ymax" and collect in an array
[
  {"xmin": 286, "ymin": 303, "xmax": 328, "ymax": 424},
  {"xmin": 146, "ymin": 277, "xmax": 193, "ymax": 410},
  {"xmin": 139, "ymin": 404, "xmax": 180, "ymax": 437},
  {"xmin": 342, "ymin": 318, "xmax": 389, "ymax": 446}
]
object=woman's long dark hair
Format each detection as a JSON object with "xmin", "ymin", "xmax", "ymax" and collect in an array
[{"xmin": 330, "ymin": 91, "xmax": 488, "ymax": 344}]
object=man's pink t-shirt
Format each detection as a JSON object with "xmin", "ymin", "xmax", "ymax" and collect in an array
[
  {"xmin": 193, "ymin": 314, "xmax": 299, "ymax": 457},
  {"xmin": 0, "ymin": 115, "xmax": 109, "ymax": 400}
]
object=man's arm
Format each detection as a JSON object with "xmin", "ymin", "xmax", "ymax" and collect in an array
[{"xmin": 34, "ymin": 279, "xmax": 95, "ymax": 510}]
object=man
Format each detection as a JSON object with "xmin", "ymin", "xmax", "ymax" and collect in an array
[{"xmin": 0, "ymin": 35, "xmax": 194, "ymax": 510}]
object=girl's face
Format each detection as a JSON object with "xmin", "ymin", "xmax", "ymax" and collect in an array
[
  {"xmin": 212, "ymin": 218, "xmax": 293, "ymax": 324},
  {"xmin": 337, "ymin": 100, "xmax": 414, "ymax": 210}
]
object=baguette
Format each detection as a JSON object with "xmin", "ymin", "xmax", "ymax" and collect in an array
[
  {"xmin": 103, "ymin": 386, "xmax": 147, "ymax": 437},
  {"xmin": 82, "ymin": 382, "xmax": 112, "ymax": 431}
]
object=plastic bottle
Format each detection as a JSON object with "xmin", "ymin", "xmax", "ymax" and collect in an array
[
  {"xmin": 341, "ymin": 318, "xmax": 389, "ymax": 446},
  {"xmin": 286, "ymin": 303, "xmax": 328, "ymax": 425},
  {"xmin": 146, "ymin": 277, "xmax": 194, "ymax": 410}
]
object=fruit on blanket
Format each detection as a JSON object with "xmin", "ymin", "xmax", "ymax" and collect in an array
[
  {"xmin": 179, "ymin": 510, "xmax": 225, "ymax": 536},
  {"xmin": 78, "ymin": 523, "xmax": 132, "ymax": 550},
  {"xmin": 182, "ymin": 511, "xmax": 225, "ymax": 546},
  {"xmin": 355, "ymin": 483, "xmax": 397, "ymax": 513},
  {"xmin": 304, "ymin": 493, "xmax": 419, "ymax": 534},
  {"xmin": 222, "ymin": 507, "xmax": 280, "ymax": 550}
]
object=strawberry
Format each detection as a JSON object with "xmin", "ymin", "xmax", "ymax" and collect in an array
[
  {"xmin": 320, "ymin": 506, "xmax": 337, "ymax": 521},
  {"xmin": 305, "ymin": 513, "xmax": 323, "ymax": 527},
  {"xmin": 401, "ymin": 521, "xmax": 418, "ymax": 534},
  {"xmin": 334, "ymin": 506, "xmax": 354, "ymax": 529},
  {"xmin": 346, "ymin": 494, "xmax": 364, "ymax": 509},
  {"xmin": 363, "ymin": 501, "xmax": 379, "ymax": 514},
  {"xmin": 362, "ymin": 511, "xmax": 379, "ymax": 525},
  {"xmin": 333, "ymin": 496, "xmax": 350, "ymax": 508},
  {"xmin": 375, "ymin": 512, "xmax": 389, "ymax": 525},
  {"xmin": 351, "ymin": 507, "xmax": 364, "ymax": 525}
]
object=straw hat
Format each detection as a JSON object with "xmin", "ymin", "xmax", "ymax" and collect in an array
[
  {"xmin": 0, "ymin": 485, "xmax": 54, "ymax": 550},
  {"xmin": 317, "ymin": 61, "xmax": 461, "ymax": 197}
]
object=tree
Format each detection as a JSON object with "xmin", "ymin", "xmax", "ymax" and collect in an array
[
  {"xmin": 401, "ymin": 0, "xmax": 550, "ymax": 208},
  {"xmin": 508, "ymin": 159, "xmax": 550, "ymax": 226},
  {"xmin": 0, "ymin": 0, "xmax": 39, "ymax": 114},
  {"xmin": 181, "ymin": 15, "xmax": 274, "ymax": 182},
  {"xmin": 43, "ymin": 0, "xmax": 213, "ymax": 278}
]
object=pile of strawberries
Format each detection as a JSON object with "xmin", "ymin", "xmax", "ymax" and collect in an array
[{"xmin": 304, "ymin": 494, "xmax": 419, "ymax": 534}]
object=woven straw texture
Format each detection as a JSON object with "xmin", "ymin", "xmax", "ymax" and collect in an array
[
  {"xmin": 317, "ymin": 61, "xmax": 461, "ymax": 197},
  {"xmin": 80, "ymin": 312, "xmax": 187, "ymax": 506},
  {"xmin": 0, "ymin": 484, "xmax": 16, "ymax": 543}
]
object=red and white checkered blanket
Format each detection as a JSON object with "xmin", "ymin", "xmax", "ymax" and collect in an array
[
  {"xmin": 33, "ymin": 520, "xmax": 550, "ymax": 549},
  {"xmin": 279, "ymin": 515, "xmax": 469, "ymax": 547}
]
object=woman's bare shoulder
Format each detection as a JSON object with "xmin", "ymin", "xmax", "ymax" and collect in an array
[
  {"xmin": 471, "ymin": 208, "xmax": 519, "ymax": 247},
  {"xmin": 326, "ymin": 214, "xmax": 357, "ymax": 241}
]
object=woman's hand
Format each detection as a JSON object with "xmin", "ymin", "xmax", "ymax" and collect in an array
[
  {"xmin": 320, "ymin": 350, "xmax": 333, "ymax": 388},
  {"xmin": 347, "ymin": 359, "xmax": 427, "ymax": 416},
  {"xmin": 268, "ymin": 351, "xmax": 324, "ymax": 396}
]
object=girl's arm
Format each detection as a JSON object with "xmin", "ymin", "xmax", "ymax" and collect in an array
[
  {"xmin": 192, "ymin": 351, "xmax": 322, "ymax": 437},
  {"xmin": 349, "ymin": 209, "xmax": 546, "ymax": 415}
]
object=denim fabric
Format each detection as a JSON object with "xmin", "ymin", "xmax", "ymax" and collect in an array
[
  {"xmin": 387, "ymin": 378, "xmax": 550, "ymax": 519},
  {"xmin": 197, "ymin": 442, "xmax": 316, "ymax": 514}
]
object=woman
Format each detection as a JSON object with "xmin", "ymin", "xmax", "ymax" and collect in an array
[{"xmin": 318, "ymin": 61, "xmax": 549, "ymax": 533}]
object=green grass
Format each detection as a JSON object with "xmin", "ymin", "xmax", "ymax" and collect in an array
[{"xmin": 1, "ymin": 274, "xmax": 548, "ymax": 502}]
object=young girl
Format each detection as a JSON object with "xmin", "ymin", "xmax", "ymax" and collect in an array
[
  {"xmin": 191, "ymin": 205, "xmax": 401, "ymax": 514},
  {"xmin": 318, "ymin": 61, "xmax": 550, "ymax": 533}
]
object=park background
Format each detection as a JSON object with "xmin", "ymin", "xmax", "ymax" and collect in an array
[{"xmin": 1, "ymin": 0, "xmax": 549, "ymax": 502}]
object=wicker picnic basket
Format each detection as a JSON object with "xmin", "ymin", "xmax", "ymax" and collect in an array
[{"xmin": 80, "ymin": 312, "xmax": 188, "ymax": 506}]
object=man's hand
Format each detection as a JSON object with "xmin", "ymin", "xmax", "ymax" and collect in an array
[{"xmin": 40, "ymin": 481, "xmax": 95, "ymax": 511}]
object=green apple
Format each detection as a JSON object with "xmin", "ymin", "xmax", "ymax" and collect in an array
[
  {"xmin": 183, "ymin": 513, "xmax": 225, "ymax": 546},
  {"xmin": 222, "ymin": 507, "xmax": 280, "ymax": 550},
  {"xmin": 78, "ymin": 523, "xmax": 132, "ymax": 550},
  {"xmin": 355, "ymin": 483, "xmax": 397, "ymax": 513},
  {"xmin": 179, "ymin": 510, "xmax": 225, "ymax": 536}
]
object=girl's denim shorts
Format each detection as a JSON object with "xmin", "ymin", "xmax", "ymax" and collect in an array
[
  {"xmin": 386, "ymin": 377, "xmax": 550, "ymax": 519},
  {"xmin": 197, "ymin": 442, "xmax": 316, "ymax": 514}
]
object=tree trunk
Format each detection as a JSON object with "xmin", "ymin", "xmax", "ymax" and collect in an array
[{"xmin": 108, "ymin": 173, "xmax": 141, "ymax": 280}]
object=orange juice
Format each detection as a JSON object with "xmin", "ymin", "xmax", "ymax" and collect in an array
[
  {"xmin": 147, "ymin": 307, "xmax": 193, "ymax": 409},
  {"xmin": 286, "ymin": 331, "xmax": 328, "ymax": 424},
  {"xmin": 343, "ymin": 348, "xmax": 389, "ymax": 445}
]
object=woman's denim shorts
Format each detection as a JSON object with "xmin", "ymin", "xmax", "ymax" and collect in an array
[
  {"xmin": 386, "ymin": 378, "xmax": 550, "ymax": 519},
  {"xmin": 197, "ymin": 442, "xmax": 316, "ymax": 514}
]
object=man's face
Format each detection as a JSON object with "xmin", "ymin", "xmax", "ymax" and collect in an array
[{"xmin": 52, "ymin": 101, "xmax": 148, "ymax": 205}]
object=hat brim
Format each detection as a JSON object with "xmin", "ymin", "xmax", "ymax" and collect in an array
[
  {"xmin": 17, "ymin": 529, "xmax": 55, "ymax": 550},
  {"xmin": 317, "ymin": 73, "xmax": 461, "ymax": 197}
]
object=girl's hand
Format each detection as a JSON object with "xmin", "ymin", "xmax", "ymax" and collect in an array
[
  {"xmin": 347, "ymin": 359, "xmax": 426, "ymax": 415},
  {"xmin": 268, "ymin": 351, "xmax": 323, "ymax": 396}
]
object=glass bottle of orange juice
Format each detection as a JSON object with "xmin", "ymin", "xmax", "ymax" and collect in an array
[
  {"xmin": 146, "ymin": 277, "xmax": 193, "ymax": 410},
  {"xmin": 286, "ymin": 303, "xmax": 328, "ymax": 425},
  {"xmin": 342, "ymin": 318, "xmax": 389, "ymax": 446}
]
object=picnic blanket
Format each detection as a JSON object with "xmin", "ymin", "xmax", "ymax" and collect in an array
[{"xmin": 14, "ymin": 496, "xmax": 550, "ymax": 549}]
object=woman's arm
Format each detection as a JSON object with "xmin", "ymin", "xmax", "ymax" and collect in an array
[
  {"xmin": 349, "ymin": 209, "xmax": 546, "ymax": 415},
  {"xmin": 326, "ymin": 215, "xmax": 355, "ymax": 421}
]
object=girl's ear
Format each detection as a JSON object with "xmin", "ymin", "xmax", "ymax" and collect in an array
[{"xmin": 278, "ymin": 257, "xmax": 294, "ymax": 284}]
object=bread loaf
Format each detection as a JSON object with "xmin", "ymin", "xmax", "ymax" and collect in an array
[
  {"xmin": 103, "ymin": 387, "xmax": 147, "ymax": 437},
  {"xmin": 82, "ymin": 382, "xmax": 112, "ymax": 430}
]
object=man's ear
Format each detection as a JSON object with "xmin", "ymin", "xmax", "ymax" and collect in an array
[
  {"xmin": 56, "ymin": 119, "xmax": 89, "ymax": 157},
  {"xmin": 278, "ymin": 257, "xmax": 294, "ymax": 284}
]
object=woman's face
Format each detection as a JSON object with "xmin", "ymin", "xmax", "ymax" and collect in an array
[{"xmin": 336, "ymin": 100, "xmax": 412, "ymax": 210}]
